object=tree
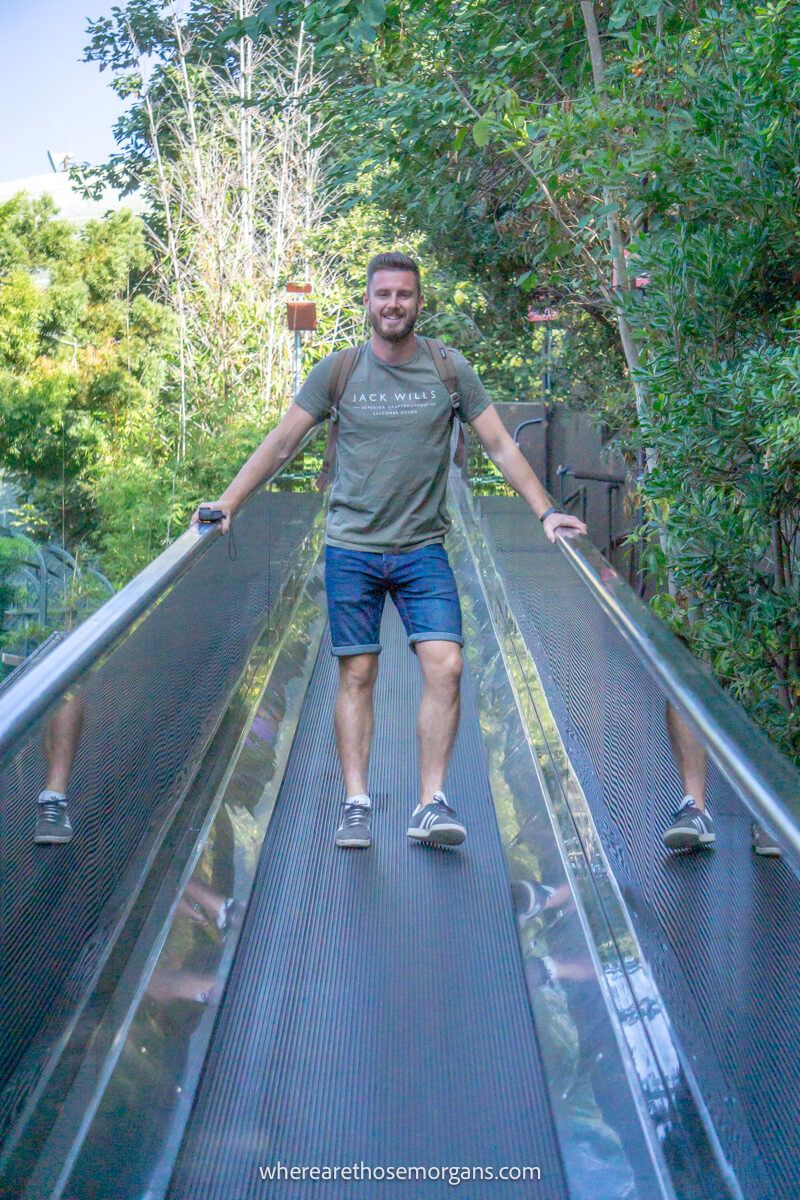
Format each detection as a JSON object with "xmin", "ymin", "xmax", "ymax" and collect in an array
[
  {"xmin": 0, "ymin": 194, "xmax": 176, "ymax": 581},
  {"xmin": 225, "ymin": 0, "xmax": 800, "ymax": 755}
]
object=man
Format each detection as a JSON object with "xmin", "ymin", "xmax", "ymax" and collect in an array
[{"xmin": 192, "ymin": 252, "xmax": 585, "ymax": 850}]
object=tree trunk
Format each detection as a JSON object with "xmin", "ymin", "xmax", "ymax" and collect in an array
[
  {"xmin": 239, "ymin": 0, "xmax": 254, "ymax": 279},
  {"xmin": 579, "ymin": 2, "xmax": 652, "ymax": 457}
]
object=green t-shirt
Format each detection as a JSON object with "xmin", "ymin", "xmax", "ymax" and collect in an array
[{"xmin": 295, "ymin": 339, "xmax": 491, "ymax": 553}]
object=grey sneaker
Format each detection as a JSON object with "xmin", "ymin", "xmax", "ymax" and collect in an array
[
  {"xmin": 34, "ymin": 792, "xmax": 73, "ymax": 844},
  {"xmin": 662, "ymin": 796, "xmax": 715, "ymax": 851},
  {"xmin": 751, "ymin": 823, "xmax": 782, "ymax": 858},
  {"xmin": 335, "ymin": 799, "xmax": 372, "ymax": 848},
  {"xmin": 407, "ymin": 792, "xmax": 466, "ymax": 847}
]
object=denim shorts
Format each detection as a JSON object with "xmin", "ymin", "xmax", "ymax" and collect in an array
[{"xmin": 324, "ymin": 544, "xmax": 463, "ymax": 656}]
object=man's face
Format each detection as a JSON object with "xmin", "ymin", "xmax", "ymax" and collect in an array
[{"xmin": 365, "ymin": 269, "xmax": 423, "ymax": 342}]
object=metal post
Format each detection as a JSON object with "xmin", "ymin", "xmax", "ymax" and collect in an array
[
  {"xmin": 544, "ymin": 325, "xmax": 552, "ymax": 399},
  {"xmin": 293, "ymin": 331, "xmax": 301, "ymax": 398},
  {"xmin": 607, "ymin": 482, "xmax": 620, "ymax": 560}
]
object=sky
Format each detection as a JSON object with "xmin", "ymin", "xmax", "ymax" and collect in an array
[{"xmin": 0, "ymin": 0, "xmax": 127, "ymax": 183}]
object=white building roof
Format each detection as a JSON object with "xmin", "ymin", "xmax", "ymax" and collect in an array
[{"xmin": 0, "ymin": 170, "xmax": 146, "ymax": 226}]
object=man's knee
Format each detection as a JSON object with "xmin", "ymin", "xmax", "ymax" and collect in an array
[
  {"xmin": 338, "ymin": 653, "xmax": 379, "ymax": 692},
  {"xmin": 418, "ymin": 641, "xmax": 463, "ymax": 689}
]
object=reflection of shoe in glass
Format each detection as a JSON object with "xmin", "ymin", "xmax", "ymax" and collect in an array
[
  {"xmin": 524, "ymin": 954, "xmax": 554, "ymax": 989},
  {"xmin": 662, "ymin": 796, "xmax": 715, "ymax": 850},
  {"xmin": 335, "ymin": 798, "xmax": 372, "ymax": 848},
  {"xmin": 512, "ymin": 879, "xmax": 555, "ymax": 921},
  {"xmin": 216, "ymin": 898, "xmax": 245, "ymax": 931},
  {"xmin": 751, "ymin": 823, "xmax": 782, "ymax": 858},
  {"xmin": 34, "ymin": 790, "xmax": 73, "ymax": 844},
  {"xmin": 407, "ymin": 792, "xmax": 466, "ymax": 847}
]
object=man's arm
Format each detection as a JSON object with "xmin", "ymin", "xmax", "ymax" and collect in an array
[
  {"xmin": 469, "ymin": 405, "xmax": 587, "ymax": 544},
  {"xmin": 190, "ymin": 403, "xmax": 318, "ymax": 533}
]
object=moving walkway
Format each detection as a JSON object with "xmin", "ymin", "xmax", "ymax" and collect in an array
[{"xmin": 0, "ymin": 450, "xmax": 798, "ymax": 1199}]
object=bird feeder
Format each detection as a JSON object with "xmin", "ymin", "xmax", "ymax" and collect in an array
[{"xmin": 286, "ymin": 282, "xmax": 317, "ymax": 331}]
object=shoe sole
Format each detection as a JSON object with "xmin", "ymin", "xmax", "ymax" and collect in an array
[
  {"xmin": 753, "ymin": 845, "xmax": 782, "ymax": 857},
  {"xmin": 335, "ymin": 836, "xmax": 371, "ymax": 848},
  {"xmin": 662, "ymin": 830, "xmax": 715, "ymax": 850},
  {"xmin": 407, "ymin": 825, "xmax": 466, "ymax": 847},
  {"xmin": 34, "ymin": 833, "xmax": 73, "ymax": 844}
]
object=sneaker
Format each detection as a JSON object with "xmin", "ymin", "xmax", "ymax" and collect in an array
[
  {"xmin": 511, "ymin": 879, "xmax": 555, "ymax": 921},
  {"xmin": 335, "ymin": 798, "xmax": 372, "ymax": 848},
  {"xmin": 407, "ymin": 792, "xmax": 466, "ymax": 847},
  {"xmin": 751, "ymin": 823, "xmax": 782, "ymax": 858},
  {"xmin": 34, "ymin": 791, "xmax": 73, "ymax": 844},
  {"xmin": 662, "ymin": 796, "xmax": 715, "ymax": 851},
  {"xmin": 216, "ymin": 898, "xmax": 245, "ymax": 931}
]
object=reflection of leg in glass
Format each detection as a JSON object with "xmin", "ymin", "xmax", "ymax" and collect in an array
[
  {"xmin": 662, "ymin": 701, "xmax": 781, "ymax": 856},
  {"xmin": 146, "ymin": 969, "xmax": 217, "ymax": 1006},
  {"xmin": 34, "ymin": 688, "xmax": 85, "ymax": 845}
]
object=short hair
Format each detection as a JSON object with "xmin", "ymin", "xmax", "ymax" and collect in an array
[{"xmin": 366, "ymin": 251, "xmax": 421, "ymax": 293}]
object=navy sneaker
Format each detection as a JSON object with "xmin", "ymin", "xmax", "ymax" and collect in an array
[
  {"xmin": 662, "ymin": 796, "xmax": 715, "ymax": 851},
  {"xmin": 335, "ymin": 799, "xmax": 372, "ymax": 848},
  {"xmin": 34, "ymin": 791, "xmax": 73, "ymax": 844},
  {"xmin": 407, "ymin": 792, "xmax": 466, "ymax": 847}
]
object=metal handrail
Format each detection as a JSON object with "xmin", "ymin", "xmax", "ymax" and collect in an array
[
  {"xmin": 557, "ymin": 531, "xmax": 800, "ymax": 866},
  {"xmin": 512, "ymin": 416, "xmax": 544, "ymax": 444},
  {"xmin": 0, "ymin": 526, "xmax": 215, "ymax": 759},
  {"xmin": 0, "ymin": 435, "xmax": 320, "ymax": 762}
]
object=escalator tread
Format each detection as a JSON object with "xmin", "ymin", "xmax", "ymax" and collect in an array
[{"xmin": 168, "ymin": 605, "xmax": 567, "ymax": 1199}]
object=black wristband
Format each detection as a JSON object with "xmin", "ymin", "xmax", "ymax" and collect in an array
[{"xmin": 539, "ymin": 506, "xmax": 560, "ymax": 524}]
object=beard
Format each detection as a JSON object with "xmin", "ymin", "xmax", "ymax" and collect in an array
[{"xmin": 368, "ymin": 306, "xmax": 419, "ymax": 343}]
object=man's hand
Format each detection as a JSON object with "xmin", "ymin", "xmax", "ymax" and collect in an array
[
  {"xmin": 190, "ymin": 502, "xmax": 233, "ymax": 535},
  {"xmin": 542, "ymin": 511, "xmax": 587, "ymax": 544}
]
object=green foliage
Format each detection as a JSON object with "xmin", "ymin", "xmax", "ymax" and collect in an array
[
  {"xmin": 631, "ymin": 233, "xmax": 800, "ymax": 748},
  {"xmin": 4, "ymin": 0, "xmax": 791, "ymax": 763},
  {"xmin": 0, "ymin": 533, "xmax": 37, "ymax": 647},
  {"xmin": 0, "ymin": 194, "xmax": 178, "ymax": 581},
  {"xmin": 257, "ymin": 0, "xmax": 800, "ymax": 758}
]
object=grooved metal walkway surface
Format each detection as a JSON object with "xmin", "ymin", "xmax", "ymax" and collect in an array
[
  {"xmin": 0, "ymin": 491, "xmax": 321, "ymax": 1141},
  {"xmin": 169, "ymin": 606, "xmax": 567, "ymax": 1200},
  {"xmin": 482, "ymin": 495, "xmax": 800, "ymax": 1200}
]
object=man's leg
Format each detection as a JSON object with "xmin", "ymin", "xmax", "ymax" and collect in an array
[
  {"xmin": 388, "ymin": 544, "xmax": 467, "ymax": 846},
  {"xmin": 415, "ymin": 639, "xmax": 463, "ymax": 807},
  {"xmin": 35, "ymin": 687, "xmax": 85, "ymax": 845},
  {"xmin": 666, "ymin": 701, "xmax": 707, "ymax": 809},
  {"xmin": 334, "ymin": 652, "xmax": 379, "ymax": 798},
  {"xmin": 662, "ymin": 701, "xmax": 715, "ymax": 850},
  {"xmin": 325, "ymin": 546, "xmax": 385, "ymax": 848},
  {"xmin": 405, "ymin": 638, "xmax": 466, "ymax": 846},
  {"xmin": 662, "ymin": 700, "xmax": 781, "ymax": 856}
]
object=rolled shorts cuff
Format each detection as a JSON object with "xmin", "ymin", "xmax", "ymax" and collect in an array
[
  {"xmin": 407, "ymin": 632, "xmax": 464, "ymax": 648},
  {"xmin": 331, "ymin": 642, "xmax": 383, "ymax": 657}
]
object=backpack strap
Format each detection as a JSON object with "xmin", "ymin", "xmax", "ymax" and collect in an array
[
  {"xmin": 421, "ymin": 336, "xmax": 466, "ymax": 469},
  {"xmin": 315, "ymin": 345, "xmax": 361, "ymax": 491}
]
